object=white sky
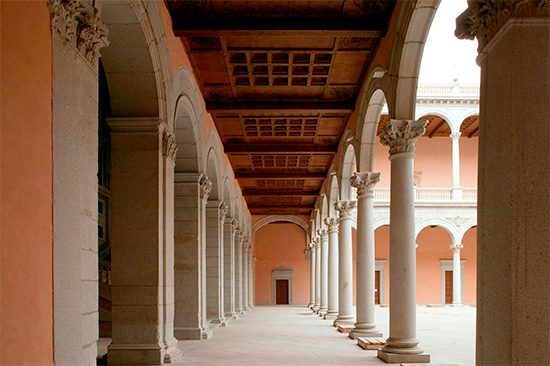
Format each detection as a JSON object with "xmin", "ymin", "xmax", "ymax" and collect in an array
[{"xmin": 418, "ymin": 0, "xmax": 480, "ymax": 84}]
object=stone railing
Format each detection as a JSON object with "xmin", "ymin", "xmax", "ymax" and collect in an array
[
  {"xmin": 417, "ymin": 83, "xmax": 480, "ymax": 98},
  {"xmin": 374, "ymin": 187, "xmax": 477, "ymax": 203}
]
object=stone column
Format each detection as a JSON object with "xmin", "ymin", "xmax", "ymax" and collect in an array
[
  {"xmin": 205, "ymin": 201, "xmax": 226, "ymax": 327},
  {"xmin": 318, "ymin": 229, "xmax": 329, "ymax": 316},
  {"xmin": 224, "ymin": 219, "xmax": 238, "ymax": 319},
  {"xmin": 456, "ymin": 4, "xmax": 549, "ymax": 364},
  {"xmin": 377, "ymin": 119, "xmax": 429, "ymax": 363},
  {"xmin": 248, "ymin": 246, "xmax": 255, "ymax": 308},
  {"xmin": 350, "ymin": 172, "xmax": 383, "ymax": 339},
  {"xmin": 242, "ymin": 239, "xmax": 250, "ymax": 311},
  {"xmin": 450, "ymin": 243, "xmax": 463, "ymax": 305},
  {"xmin": 173, "ymin": 173, "xmax": 212, "ymax": 340},
  {"xmin": 451, "ymin": 132, "xmax": 463, "ymax": 200},
  {"xmin": 333, "ymin": 200, "xmax": 356, "ymax": 327},
  {"xmin": 313, "ymin": 237, "xmax": 321, "ymax": 312},
  {"xmin": 308, "ymin": 242, "xmax": 316, "ymax": 309},
  {"xmin": 324, "ymin": 218, "xmax": 339, "ymax": 320},
  {"xmin": 108, "ymin": 120, "xmax": 182, "ymax": 364},
  {"xmin": 235, "ymin": 229, "xmax": 244, "ymax": 314}
]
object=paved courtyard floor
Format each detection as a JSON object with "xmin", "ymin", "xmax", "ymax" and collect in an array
[{"xmin": 99, "ymin": 305, "xmax": 475, "ymax": 365}]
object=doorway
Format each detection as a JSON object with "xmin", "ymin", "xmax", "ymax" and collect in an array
[
  {"xmin": 276, "ymin": 280, "xmax": 289, "ymax": 304},
  {"xmin": 444, "ymin": 271, "xmax": 453, "ymax": 304}
]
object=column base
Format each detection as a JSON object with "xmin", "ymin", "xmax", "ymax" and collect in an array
[
  {"xmin": 225, "ymin": 311, "xmax": 239, "ymax": 320},
  {"xmin": 108, "ymin": 343, "xmax": 164, "ymax": 365},
  {"xmin": 163, "ymin": 341, "xmax": 184, "ymax": 364},
  {"xmin": 243, "ymin": 305, "xmax": 250, "ymax": 311},
  {"xmin": 174, "ymin": 326, "xmax": 212, "ymax": 340},
  {"xmin": 377, "ymin": 349, "xmax": 430, "ymax": 363},
  {"xmin": 210, "ymin": 317, "xmax": 228, "ymax": 328},
  {"xmin": 318, "ymin": 308, "xmax": 328, "ymax": 317},
  {"xmin": 333, "ymin": 316, "xmax": 354, "ymax": 327},
  {"xmin": 349, "ymin": 328, "xmax": 383, "ymax": 340},
  {"xmin": 323, "ymin": 311, "xmax": 338, "ymax": 320},
  {"xmin": 308, "ymin": 303, "xmax": 315, "ymax": 309}
]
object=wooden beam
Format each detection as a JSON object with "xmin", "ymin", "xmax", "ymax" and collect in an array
[
  {"xmin": 468, "ymin": 126, "xmax": 479, "ymax": 138},
  {"xmin": 235, "ymin": 172, "xmax": 326, "ymax": 179},
  {"xmin": 208, "ymin": 101, "xmax": 355, "ymax": 113},
  {"xmin": 428, "ymin": 119, "xmax": 446, "ymax": 138},
  {"xmin": 225, "ymin": 144, "xmax": 337, "ymax": 154}
]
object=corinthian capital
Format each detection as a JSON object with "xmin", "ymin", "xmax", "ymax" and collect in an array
[
  {"xmin": 162, "ymin": 130, "xmax": 177, "ymax": 161},
  {"xmin": 317, "ymin": 228, "xmax": 328, "ymax": 238},
  {"xmin": 48, "ymin": 0, "xmax": 109, "ymax": 64},
  {"xmin": 324, "ymin": 217, "xmax": 339, "ymax": 233},
  {"xmin": 456, "ymin": 0, "xmax": 550, "ymax": 53},
  {"xmin": 350, "ymin": 172, "xmax": 381, "ymax": 197},
  {"xmin": 199, "ymin": 175, "xmax": 212, "ymax": 200},
  {"xmin": 335, "ymin": 200, "xmax": 357, "ymax": 219},
  {"xmin": 379, "ymin": 119, "xmax": 427, "ymax": 156}
]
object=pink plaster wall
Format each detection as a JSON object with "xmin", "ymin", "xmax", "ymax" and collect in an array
[
  {"xmin": 0, "ymin": 1, "xmax": 54, "ymax": 364},
  {"xmin": 375, "ymin": 226, "xmax": 391, "ymax": 304},
  {"xmin": 461, "ymin": 227, "xmax": 477, "ymax": 304},
  {"xmin": 373, "ymin": 137, "xmax": 478, "ymax": 188},
  {"xmin": 254, "ymin": 223, "xmax": 309, "ymax": 305}
]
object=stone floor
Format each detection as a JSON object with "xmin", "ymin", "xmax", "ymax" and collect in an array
[{"xmin": 99, "ymin": 305, "xmax": 476, "ymax": 365}]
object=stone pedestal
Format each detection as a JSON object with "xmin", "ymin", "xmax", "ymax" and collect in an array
[
  {"xmin": 173, "ymin": 173, "xmax": 212, "ymax": 340},
  {"xmin": 324, "ymin": 218, "xmax": 339, "ymax": 320},
  {"xmin": 456, "ymin": 5, "xmax": 550, "ymax": 364},
  {"xmin": 377, "ymin": 119, "xmax": 429, "ymax": 363},
  {"xmin": 349, "ymin": 172, "xmax": 383, "ymax": 340},
  {"xmin": 318, "ymin": 229, "xmax": 329, "ymax": 316},
  {"xmin": 333, "ymin": 201, "xmax": 356, "ymax": 327},
  {"xmin": 108, "ymin": 119, "xmax": 182, "ymax": 364}
]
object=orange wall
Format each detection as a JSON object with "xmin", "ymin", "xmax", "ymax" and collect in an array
[
  {"xmin": 461, "ymin": 227, "xmax": 477, "ymax": 304},
  {"xmin": 373, "ymin": 136, "xmax": 478, "ymax": 188},
  {"xmin": 254, "ymin": 223, "xmax": 309, "ymax": 305},
  {"xmin": 1, "ymin": 1, "xmax": 54, "ymax": 364}
]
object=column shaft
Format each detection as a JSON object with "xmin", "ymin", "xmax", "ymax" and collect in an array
[
  {"xmin": 451, "ymin": 132, "xmax": 462, "ymax": 200},
  {"xmin": 205, "ymin": 201, "xmax": 226, "ymax": 326},
  {"xmin": 309, "ymin": 244, "xmax": 316, "ymax": 309},
  {"xmin": 314, "ymin": 239, "xmax": 321, "ymax": 311},
  {"xmin": 319, "ymin": 230, "xmax": 329, "ymax": 315},
  {"xmin": 243, "ymin": 244, "xmax": 250, "ymax": 311},
  {"xmin": 452, "ymin": 246, "xmax": 462, "ymax": 305},
  {"xmin": 325, "ymin": 218, "xmax": 339, "ymax": 319},
  {"xmin": 235, "ymin": 231, "xmax": 243, "ymax": 313},
  {"xmin": 223, "ymin": 220, "xmax": 237, "ymax": 319},
  {"xmin": 350, "ymin": 172, "xmax": 382, "ymax": 339},
  {"xmin": 334, "ymin": 201, "xmax": 355, "ymax": 326}
]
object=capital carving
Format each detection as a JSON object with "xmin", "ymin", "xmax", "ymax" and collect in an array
[
  {"xmin": 162, "ymin": 130, "xmax": 177, "ymax": 160},
  {"xmin": 220, "ymin": 201, "xmax": 228, "ymax": 219},
  {"xmin": 456, "ymin": 0, "xmax": 549, "ymax": 53},
  {"xmin": 324, "ymin": 217, "xmax": 339, "ymax": 233},
  {"xmin": 450, "ymin": 243, "xmax": 464, "ymax": 252},
  {"xmin": 199, "ymin": 175, "xmax": 212, "ymax": 200},
  {"xmin": 335, "ymin": 200, "xmax": 357, "ymax": 219},
  {"xmin": 379, "ymin": 119, "xmax": 427, "ymax": 156},
  {"xmin": 350, "ymin": 172, "xmax": 381, "ymax": 197},
  {"xmin": 48, "ymin": 0, "xmax": 109, "ymax": 65},
  {"xmin": 450, "ymin": 131, "xmax": 462, "ymax": 140},
  {"xmin": 317, "ymin": 228, "xmax": 328, "ymax": 238}
]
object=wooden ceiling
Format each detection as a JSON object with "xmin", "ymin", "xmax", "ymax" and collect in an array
[{"xmin": 166, "ymin": 0, "xmax": 397, "ymax": 215}]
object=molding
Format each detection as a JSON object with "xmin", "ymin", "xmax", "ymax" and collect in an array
[
  {"xmin": 251, "ymin": 215, "xmax": 309, "ymax": 235},
  {"xmin": 272, "ymin": 267, "xmax": 293, "ymax": 305},
  {"xmin": 107, "ymin": 117, "xmax": 160, "ymax": 133},
  {"xmin": 379, "ymin": 119, "xmax": 427, "ymax": 156},
  {"xmin": 48, "ymin": 0, "xmax": 109, "ymax": 64}
]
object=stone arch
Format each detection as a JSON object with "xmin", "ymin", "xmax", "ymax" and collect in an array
[
  {"xmin": 388, "ymin": 0, "xmax": 441, "ymax": 119},
  {"xmin": 252, "ymin": 215, "xmax": 309, "ymax": 236},
  {"xmin": 417, "ymin": 112, "xmax": 454, "ymax": 134},
  {"xmin": 206, "ymin": 144, "xmax": 222, "ymax": 201},
  {"xmin": 320, "ymin": 194, "xmax": 329, "ymax": 228},
  {"xmin": 357, "ymin": 88, "xmax": 388, "ymax": 172},
  {"xmin": 338, "ymin": 140, "xmax": 358, "ymax": 201},
  {"xmin": 415, "ymin": 218, "xmax": 459, "ymax": 245},
  {"xmin": 327, "ymin": 173, "xmax": 340, "ymax": 218},
  {"xmin": 172, "ymin": 68, "xmax": 204, "ymax": 172},
  {"xmin": 456, "ymin": 219, "xmax": 478, "ymax": 244},
  {"xmin": 374, "ymin": 217, "xmax": 390, "ymax": 230}
]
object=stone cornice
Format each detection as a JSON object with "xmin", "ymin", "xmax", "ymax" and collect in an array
[
  {"xmin": 48, "ymin": 0, "xmax": 109, "ymax": 65},
  {"xmin": 379, "ymin": 119, "xmax": 427, "ymax": 156},
  {"xmin": 351, "ymin": 172, "xmax": 381, "ymax": 197},
  {"xmin": 456, "ymin": 0, "xmax": 550, "ymax": 53}
]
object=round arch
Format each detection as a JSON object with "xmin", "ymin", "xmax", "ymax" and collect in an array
[
  {"xmin": 415, "ymin": 218, "xmax": 459, "ymax": 244},
  {"xmin": 338, "ymin": 141, "xmax": 358, "ymax": 201},
  {"xmin": 252, "ymin": 215, "xmax": 310, "ymax": 237},
  {"xmin": 358, "ymin": 88, "xmax": 388, "ymax": 172}
]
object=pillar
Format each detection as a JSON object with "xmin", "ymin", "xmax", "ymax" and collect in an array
[
  {"xmin": 224, "ymin": 219, "xmax": 238, "ymax": 319},
  {"xmin": 108, "ymin": 120, "xmax": 182, "ymax": 364},
  {"xmin": 243, "ymin": 239, "xmax": 250, "ymax": 311},
  {"xmin": 205, "ymin": 201, "xmax": 226, "ymax": 326},
  {"xmin": 377, "ymin": 119, "xmax": 429, "ymax": 363},
  {"xmin": 451, "ymin": 132, "xmax": 463, "ymax": 200},
  {"xmin": 308, "ymin": 242, "xmax": 316, "ymax": 309},
  {"xmin": 349, "ymin": 172, "xmax": 383, "ymax": 339},
  {"xmin": 235, "ymin": 229, "xmax": 244, "ymax": 314},
  {"xmin": 456, "ymin": 5, "xmax": 549, "ymax": 363},
  {"xmin": 450, "ymin": 243, "xmax": 463, "ymax": 305},
  {"xmin": 174, "ymin": 174, "xmax": 212, "ymax": 340},
  {"xmin": 318, "ymin": 229, "xmax": 329, "ymax": 316},
  {"xmin": 324, "ymin": 218, "xmax": 339, "ymax": 320},
  {"xmin": 313, "ymin": 237, "xmax": 321, "ymax": 312},
  {"xmin": 333, "ymin": 200, "xmax": 356, "ymax": 327},
  {"xmin": 248, "ymin": 246, "xmax": 255, "ymax": 308}
]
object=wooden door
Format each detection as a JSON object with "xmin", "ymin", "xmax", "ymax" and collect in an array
[
  {"xmin": 375, "ymin": 270, "xmax": 381, "ymax": 304},
  {"xmin": 445, "ymin": 271, "xmax": 453, "ymax": 304},
  {"xmin": 276, "ymin": 279, "xmax": 289, "ymax": 304}
]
